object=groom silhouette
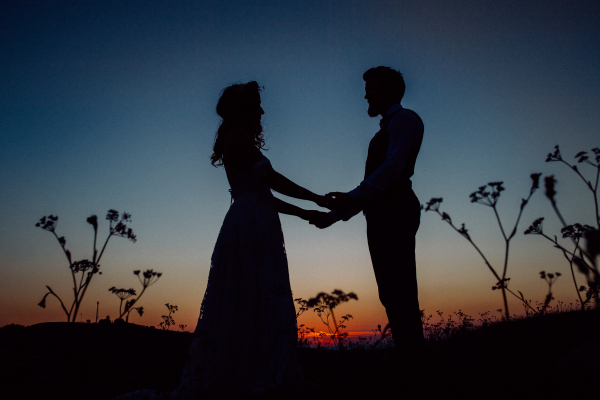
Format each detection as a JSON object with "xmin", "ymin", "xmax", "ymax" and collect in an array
[{"xmin": 312, "ymin": 66, "xmax": 425, "ymax": 357}]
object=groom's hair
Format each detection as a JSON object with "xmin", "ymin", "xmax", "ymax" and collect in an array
[{"xmin": 363, "ymin": 67, "xmax": 405, "ymax": 102}]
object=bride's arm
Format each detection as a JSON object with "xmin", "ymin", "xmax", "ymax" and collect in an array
[
  {"xmin": 275, "ymin": 198, "xmax": 322, "ymax": 220},
  {"xmin": 223, "ymin": 129, "xmax": 330, "ymax": 208},
  {"xmin": 264, "ymin": 170, "xmax": 331, "ymax": 208}
]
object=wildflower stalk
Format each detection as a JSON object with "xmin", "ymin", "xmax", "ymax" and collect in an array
[
  {"xmin": 564, "ymin": 238, "xmax": 585, "ymax": 307},
  {"xmin": 538, "ymin": 271, "xmax": 561, "ymax": 314},
  {"xmin": 36, "ymin": 210, "xmax": 136, "ymax": 322},
  {"xmin": 525, "ymin": 218, "xmax": 596, "ymax": 309},
  {"xmin": 426, "ymin": 203, "xmax": 538, "ymax": 317},
  {"xmin": 424, "ymin": 173, "xmax": 541, "ymax": 321},
  {"xmin": 546, "ymin": 145, "xmax": 600, "ymax": 229},
  {"xmin": 110, "ymin": 269, "xmax": 162, "ymax": 321},
  {"xmin": 158, "ymin": 303, "xmax": 178, "ymax": 330},
  {"xmin": 306, "ymin": 290, "xmax": 357, "ymax": 349},
  {"xmin": 43, "ymin": 285, "xmax": 70, "ymax": 317},
  {"xmin": 542, "ymin": 146, "xmax": 600, "ymax": 307}
]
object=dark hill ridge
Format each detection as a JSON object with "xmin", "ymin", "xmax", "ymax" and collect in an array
[
  {"xmin": 0, "ymin": 322, "xmax": 192, "ymax": 400},
  {"xmin": 0, "ymin": 310, "xmax": 598, "ymax": 399}
]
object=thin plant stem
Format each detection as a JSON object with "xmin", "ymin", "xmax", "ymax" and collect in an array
[
  {"xmin": 46, "ymin": 286, "xmax": 70, "ymax": 319},
  {"xmin": 492, "ymin": 206, "xmax": 508, "ymax": 241},
  {"xmin": 92, "ymin": 226, "xmax": 98, "ymax": 264},
  {"xmin": 549, "ymin": 198, "xmax": 569, "ymax": 229},
  {"xmin": 73, "ymin": 273, "xmax": 94, "ymax": 320},
  {"xmin": 594, "ymin": 167, "xmax": 600, "ymax": 228},
  {"xmin": 431, "ymin": 208, "xmax": 538, "ymax": 316},
  {"xmin": 555, "ymin": 154, "xmax": 600, "ymax": 229},
  {"xmin": 52, "ymin": 230, "xmax": 78, "ymax": 306},
  {"xmin": 501, "ymin": 243, "xmax": 510, "ymax": 321},
  {"xmin": 96, "ymin": 233, "xmax": 113, "ymax": 266},
  {"xmin": 562, "ymin": 245, "xmax": 585, "ymax": 308}
]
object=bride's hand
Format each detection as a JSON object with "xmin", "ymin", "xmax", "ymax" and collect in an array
[
  {"xmin": 304, "ymin": 210, "xmax": 335, "ymax": 229},
  {"xmin": 308, "ymin": 211, "xmax": 335, "ymax": 229}
]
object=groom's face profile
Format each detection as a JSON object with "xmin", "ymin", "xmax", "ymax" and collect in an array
[{"xmin": 364, "ymin": 80, "xmax": 388, "ymax": 118}]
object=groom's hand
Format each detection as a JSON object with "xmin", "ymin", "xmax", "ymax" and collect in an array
[
  {"xmin": 314, "ymin": 195, "xmax": 335, "ymax": 210},
  {"xmin": 325, "ymin": 192, "xmax": 354, "ymax": 212},
  {"xmin": 308, "ymin": 211, "xmax": 336, "ymax": 229}
]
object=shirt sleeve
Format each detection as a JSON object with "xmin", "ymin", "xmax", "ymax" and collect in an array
[{"xmin": 347, "ymin": 110, "xmax": 423, "ymax": 208}]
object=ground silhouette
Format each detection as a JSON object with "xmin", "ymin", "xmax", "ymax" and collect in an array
[{"xmin": 0, "ymin": 310, "xmax": 598, "ymax": 399}]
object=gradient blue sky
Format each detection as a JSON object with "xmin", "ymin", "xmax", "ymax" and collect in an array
[{"xmin": 1, "ymin": 0, "xmax": 599, "ymax": 332}]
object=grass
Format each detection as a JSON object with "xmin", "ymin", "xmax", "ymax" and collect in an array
[{"xmin": 1, "ymin": 308, "xmax": 598, "ymax": 400}]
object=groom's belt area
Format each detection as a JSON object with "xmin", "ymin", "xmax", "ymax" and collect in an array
[
  {"xmin": 385, "ymin": 179, "xmax": 412, "ymax": 195},
  {"xmin": 362, "ymin": 180, "xmax": 414, "ymax": 214}
]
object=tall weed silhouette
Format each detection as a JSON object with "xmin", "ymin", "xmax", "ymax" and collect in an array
[
  {"xmin": 36, "ymin": 210, "xmax": 136, "ymax": 322},
  {"xmin": 424, "ymin": 173, "xmax": 541, "ymax": 320},
  {"xmin": 525, "ymin": 146, "xmax": 600, "ymax": 308},
  {"xmin": 158, "ymin": 303, "xmax": 178, "ymax": 330},
  {"xmin": 109, "ymin": 269, "xmax": 162, "ymax": 322},
  {"xmin": 301, "ymin": 289, "xmax": 358, "ymax": 349}
]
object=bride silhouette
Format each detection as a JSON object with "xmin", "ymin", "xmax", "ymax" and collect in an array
[{"xmin": 116, "ymin": 81, "xmax": 326, "ymax": 399}]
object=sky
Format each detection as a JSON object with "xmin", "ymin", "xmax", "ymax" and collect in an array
[{"xmin": 1, "ymin": 0, "xmax": 599, "ymax": 336}]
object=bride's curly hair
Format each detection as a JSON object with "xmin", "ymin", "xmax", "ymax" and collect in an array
[{"xmin": 211, "ymin": 81, "xmax": 266, "ymax": 167}]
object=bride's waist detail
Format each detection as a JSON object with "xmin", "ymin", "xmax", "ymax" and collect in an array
[{"xmin": 230, "ymin": 185, "xmax": 272, "ymax": 201}]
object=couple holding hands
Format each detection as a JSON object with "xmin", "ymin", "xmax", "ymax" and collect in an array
[{"xmin": 117, "ymin": 66, "xmax": 424, "ymax": 399}]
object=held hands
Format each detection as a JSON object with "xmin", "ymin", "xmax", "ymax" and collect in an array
[
  {"xmin": 314, "ymin": 194, "xmax": 335, "ymax": 210},
  {"xmin": 313, "ymin": 192, "xmax": 353, "ymax": 212},
  {"xmin": 302, "ymin": 192, "xmax": 353, "ymax": 230},
  {"xmin": 324, "ymin": 192, "xmax": 354, "ymax": 213},
  {"xmin": 304, "ymin": 210, "xmax": 335, "ymax": 229}
]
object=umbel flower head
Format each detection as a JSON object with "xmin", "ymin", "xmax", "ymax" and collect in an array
[
  {"xmin": 35, "ymin": 215, "xmax": 58, "ymax": 232},
  {"xmin": 109, "ymin": 287, "xmax": 137, "ymax": 300},
  {"xmin": 106, "ymin": 210, "xmax": 120, "ymax": 222},
  {"xmin": 540, "ymin": 271, "xmax": 561, "ymax": 280},
  {"xmin": 524, "ymin": 218, "xmax": 544, "ymax": 235},
  {"xmin": 306, "ymin": 289, "xmax": 358, "ymax": 309},
  {"xmin": 469, "ymin": 182, "xmax": 505, "ymax": 206},
  {"xmin": 546, "ymin": 145, "xmax": 562, "ymax": 162},
  {"xmin": 134, "ymin": 269, "xmax": 163, "ymax": 288},
  {"xmin": 70, "ymin": 259, "xmax": 98, "ymax": 274},
  {"xmin": 561, "ymin": 223, "xmax": 593, "ymax": 239},
  {"xmin": 424, "ymin": 198, "xmax": 443, "ymax": 212},
  {"xmin": 106, "ymin": 210, "xmax": 137, "ymax": 242}
]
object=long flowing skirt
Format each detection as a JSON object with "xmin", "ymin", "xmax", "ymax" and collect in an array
[{"xmin": 117, "ymin": 187, "xmax": 304, "ymax": 399}]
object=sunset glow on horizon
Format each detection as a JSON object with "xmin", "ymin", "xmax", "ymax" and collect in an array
[{"xmin": 1, "ymin": 1, "xmax": 599, "ymax": 337}]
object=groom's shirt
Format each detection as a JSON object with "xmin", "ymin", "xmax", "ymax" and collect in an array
[{"xmin": 331, "ymin": 104, "xmax": 424, "ymax": 221}]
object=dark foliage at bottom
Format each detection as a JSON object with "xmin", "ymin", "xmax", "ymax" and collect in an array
[
  {"xmin": 0, "ymin": 323, "xmax": 191, "ymax": 400},
  {"xmin": 1, "ymin": 310, "xmax": 599, "ymax": 400}
]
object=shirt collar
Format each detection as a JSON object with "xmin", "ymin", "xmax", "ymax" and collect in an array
[
  {"xmin": 379, "ymin": 104, "xmax": 403, "ymax": 127},
  {"xmin": 384, "ymin": 104, "xmax": 403, "ymax": 117}
]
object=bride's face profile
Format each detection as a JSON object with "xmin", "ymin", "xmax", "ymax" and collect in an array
[{"xmin": 250, "ymin": 94, "xmax": 264, "ymax": 125}]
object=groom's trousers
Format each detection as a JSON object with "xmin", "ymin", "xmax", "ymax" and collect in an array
[{"xmin": 365, "ymin": 189, "xmax": 424, "ymax": 352}]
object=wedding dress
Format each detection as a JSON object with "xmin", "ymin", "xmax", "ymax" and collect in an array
[{"xmin": 117, "ymin": 155, "xmax": 305, "ymax": 399}]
